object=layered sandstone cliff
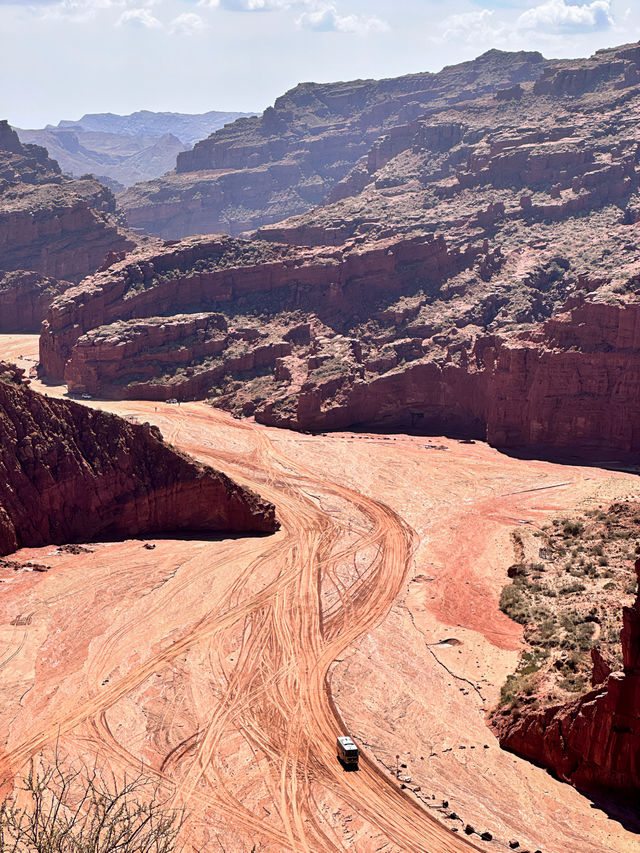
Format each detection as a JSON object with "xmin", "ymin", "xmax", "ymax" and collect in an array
[
  {"xmin": 0, "ymin": 120, "xmax": 136, "ymax": 283},
  {"xmin": 118, "ymin": 49, "xmax": 548, "ymax": 238},
  {"xmin": 35, "ymin": 42, "xmax": 640, "ymax": 462},
  {"xmin": 494, "ymin": 557, "xmax": 640, "ymax": 797},
  {"xmin": 39, "ymin": 232, "xmax": 480, "ymax": 383},
  {"xmin": 0, "ymin": 270, "xmax": 68, "ymax": 333},
  {"xmin": 256, "ymin": 299, "xmax": 640, "ymax": 459},
  {"xmin": 0, "ymin": 363, "xmax": 277, "ymax": 557},
  {"xmin": 38, "ymin": 242, "xmax": 640, "ymax": 458}
]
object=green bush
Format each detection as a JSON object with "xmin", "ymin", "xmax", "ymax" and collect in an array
[
  {"xmin": 563, "ymin": 521, "xmax": 584, "ymax": 537},
  {"xmin": 499, "ymin": 584, "xmax": 530, "ymax": 624}
]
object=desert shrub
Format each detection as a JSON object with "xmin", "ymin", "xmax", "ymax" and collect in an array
[
  {"xmin": 559, "ymin": 581, "xmax": 586, "ymax": 595},
  {"xmin": 575, "ymin": 622, "xmax": 596, "ymax": 651},
  {"xmin": 559, "ymin": 673, "xmax": 586, "ymax": 692},
  {"xmin": 530, "ymin": 616, "xmax": 558, "ymax": 647},
  {"xmin": 0, "ymin": 754, "xmax": 183, "ymax": 853},
  {"xmin": 499, "ymin": 584, "xmax": 530, "ymax": 624},
  {"xmin": 500, "ymin": 670, "xmax": 540, "ymax": 706},
  {"xmin": 583, "ymin": 562, "xmax": 598, "ymax": 578}
]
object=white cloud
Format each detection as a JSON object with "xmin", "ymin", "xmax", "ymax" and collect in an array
[
  {"xmin": 436, "ymin": 0, "xmax": 614, "ymax": 45},
  {"xmin": 199, "ymin": 0, "xmax": 291, "ymax": 9},
  {"xmin": 169, "ymin": 10, "xmax": 206, "ymax": 34},
  {"xmin": 223, "ymin": 0, "xmax": 286, "ymax": 8},
  {"xmin": 18, "ymin": 0, "xmax": 157, "ymax": 23},
  {"xmin": 200, "ymin": 0, "xmax": 386, "ymax": 30},
  {"xmin": 34, "ymin": 0, "xmax": 115, "ymax": 23},
  {"xmin": 298, "ymin": 4, "xmax": 387, "ymax": 33},
  {"xmin": 517, "ymin": 0, "xmax": 614, "ymax": 33},
  {"xmin": 117, "ymin": 7, "xmax": 161, "ymax": 27},
  {"xmin": 437, "ymin": 9, "xmax": 508, "ymax": 45}
]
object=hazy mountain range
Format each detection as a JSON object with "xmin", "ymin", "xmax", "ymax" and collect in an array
[{"xmin": 16, "ymin": 109, "xmax": 255, "ymax": 189}]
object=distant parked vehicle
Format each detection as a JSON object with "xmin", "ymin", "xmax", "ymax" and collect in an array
[
  {"xmin": 81, "ymin": 393, "xmax": 92, "ymax": 399},
  {"xmin": 337, "ymin": 736, "xmax": 359, "ymax": 768},
  {"xmin": 166, "ymin": 398, "xmax": 178, "ymax": 405}
]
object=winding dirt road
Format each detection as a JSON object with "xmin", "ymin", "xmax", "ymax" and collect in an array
[{"xmin": 0, "ymin": 335, "xmax": 638, "ymax": 852}]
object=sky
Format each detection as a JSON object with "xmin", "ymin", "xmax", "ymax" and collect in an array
[{"xmin": 2, "ymin": 0, "xmax": 640, "ymax": 128}]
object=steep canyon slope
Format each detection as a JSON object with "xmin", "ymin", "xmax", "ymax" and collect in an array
[
  {"xmin": 0, "ymin": 121, "xmax": 136, "ymax": 282},
  {"xmin": 495, "ymin": 552, "xmax": 640, "ymax": 799},
  {"xmin": 118, "ymin": 49, "xmax": 548, "ymax": 238},
  {"xmin": 42, "ymin": 41, "xmax": 640, "ymax": 461},
  {"xmin": 0, "ymin": 120, "xmax": 142, "ymax": 332},
  {"xmin": 0, "ymin": 361, "xmax": 276, "ymax": 557}
]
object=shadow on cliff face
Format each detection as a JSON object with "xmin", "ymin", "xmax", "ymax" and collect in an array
[
  {"xmin": 587, "ymin": 794, "xmax": 640, "ymax": 834},
  {"xmin": 348, "ymin": 412, "xmax": 487, "ymax": 441},
  {"xmin": 496, "ymin": 444, "xmax": 640, "ymax": 476}
]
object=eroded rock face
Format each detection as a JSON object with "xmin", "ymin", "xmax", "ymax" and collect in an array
[
  {"xmin": 494, "ymin": 558, "xmax": 640, "ymax": 796},
  {"xmin": 39, "ymin": 232, "xmax": 480, "ymax": 385},
  {"xmin": 0, "ymin": 363, "xmax": 277, "ymax": 556},
  {"xmin": 0, "ymin": 120, "xmax": 136, "ymax": 282},
  {"xmin": 0, "ymin": 271, "xmax": 69, "ymax": 333},
  {"xmin": 118, "ymin": 49, "xmax": 548, "ymax": 238},
  {"xmin": 35, "ymin": 42, "xmax": 640, "ymax": 462},
  {"xmin": 41, "ymin": 231, "xmax": 640, "ymax": 458}
]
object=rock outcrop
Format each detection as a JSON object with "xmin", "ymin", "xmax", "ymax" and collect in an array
[
  {"xmin": 0, "ymin": 362, "xmax": 277, "ymax": 557},
  {"xmin": 118, "ymin": 49, "xmax": 548, "ymax": 238},
  {"xmin": 256, "ymin": 299, "xmax": 640, "ymax": 459},
  {"xmin": 39, "ymin": 240, "xmax": 640, "ymax": 459},
  {"xmin": 494, "ymin": 557, "xmax": 640, "ymax": 797},
  {"xmin": 0, "ymin": 120, "xmax": 137, "ymax": 282},
  {"xmin": 0, "ymin": 270, "xmax": 68, "ymax": 333},
  {"xmin": 39, "ymin": 232, "xmax": 480, "ymax": 384}
]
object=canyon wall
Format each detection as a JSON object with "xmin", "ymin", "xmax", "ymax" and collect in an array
[
  {"xmin": 118, "ymin": 49, "xmax": 548, "ymax": 238},
  {"xmin": 494, "ymin": 558, "xmax": 640, "ymax": 797},
  {"xmin": 0, "ymin": 120, "xmax": 136, "ymax": 285},
  {"xmin": 39, "ymin": 233, "xmax": 479, "ymax": 381},
  {"xmin": 33, "ymin": 43, "xmax": 640, "ymax": 464},
  {"xmin": 0, "ymin": 271, "xmax": 68, "ymax": 333},
  {"xmin": 40, "ymin": 227, "xmax": 640, "ymax": 458},
  {"xmin": 0, "ymin": 363, "xmax": 277, "ymax": 557},
  {"xmin": 255, "ymin": 300, "xmax": 640, "ymax": 459}
]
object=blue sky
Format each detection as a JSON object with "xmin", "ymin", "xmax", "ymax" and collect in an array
[{"xmin": 1, "ymin": 0, "xmax": 639, "ymax": 127}]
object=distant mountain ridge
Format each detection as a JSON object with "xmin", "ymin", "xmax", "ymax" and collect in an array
[
  {"xmin": 16, "ymin": 109, "xmax": 255, "ymax": 189},
  {"xmin": 52, "ymin": 109, "xmax": 256, "ymax": 147}
]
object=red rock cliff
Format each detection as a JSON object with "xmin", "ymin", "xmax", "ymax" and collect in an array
[
  {"xmin": 257, "ymin": 299, "xmax": 640, "ymax": 459},
  {"xmin": 118, "ymin": 49, "xmax": 547, "ymax": 238},
  {"xmin": 39, "ymin": 233, "xmax": 479, "ymax": 381},
  {"xmin": 494, "ymin": 558, "xmax": 640, "ymax": 796},
  {"xmin": 0, "ymin": 271, "xmax": 68, "ymax": 333},
  {"xmin": 0, "ymin": 120, "xmax": 136, "ymax": 283},
  {"xmin": 0, "ymin": 363, "xmax": 277, "ymax": 556}
]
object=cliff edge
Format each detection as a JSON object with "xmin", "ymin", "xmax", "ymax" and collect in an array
[{"xmin": 0, "ymin": 363, "xmax": 277, "ymax": 556}]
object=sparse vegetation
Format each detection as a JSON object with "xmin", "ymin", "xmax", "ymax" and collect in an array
[
  {"xmin": 0, "ymin": 753, "xmax": 184, "ymax": 853},
  {"xmin": 497, "ymin": 500, "xmax": 639, "ymax": 711}
]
